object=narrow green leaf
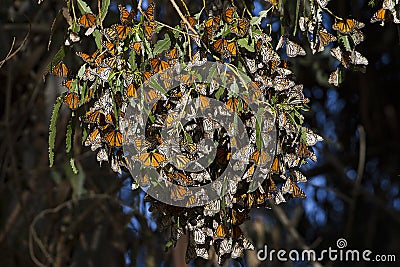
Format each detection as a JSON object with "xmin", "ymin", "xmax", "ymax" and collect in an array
[
  {"xmin": 68, "ymin": 163, "xmax": 85, "ymax": 196},
  {"xmin": 47, "ymin": 46, "xmax": 65, "ymax": 72},
  {"xmin": 69, "ymin": 157, "xmax": 79, "ymax": 175},
  {"xmin": 93, "ymin": 29, "xmax": 102, "ymax": 49},
  {"xmin": 48, "ymin": 95, "xmax": 64, "ymax": 167},
  {"xmin": 66, "ymin": 119, "xmax": 73, "ymax": 153},
  {"xmin": 76, "ymin": 0, "xmax": 93, "ymax": 14},
  {"xmin": 153, "ymin": 35, "xmax": 171, "ymax": 55},
  {"xmin": 100, "ymin": 0, "xmax": 110, "ymax": 22}
]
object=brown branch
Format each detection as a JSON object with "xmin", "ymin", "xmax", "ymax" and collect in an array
[
  {"xmin": 345, "ymin": 125, "xmax": 366, "ymax": 236},
  {"xmin": 269, "ymin": 202, "xmax": 324, "ymax": 267},
  {"xmin": 0, "ymin": 26, "xmax": 30, "ymax": 69},
  {"xmin": 169, "ymin": 0, "xmax": 198, "ymax": 35}
]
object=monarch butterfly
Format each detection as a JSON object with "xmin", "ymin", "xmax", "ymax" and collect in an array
[
  {"xmin": 144, "ymin": 2, "xmax": 155, "ymax": 21},
  {"xmin": 170, "ymin": 184, "xmax": 191, "ymax": 201},
  {"xmin": 64, "ymin": 92, "xmax": 79, "ymax": 110},
  {"xmin": 213, "ymin": 39, "xmax": 237, "ymax": 57},
  {"xmin": 52, "ymin": 62, "xmax": 69, "ymax": 77},
  {"xmin": 205, "ymin": 15, "xmax": 221, "ymax": 29},
  {"xmin": 266, "ymin": 0, "xmax": 278, "ymax": 7},
  {"xmin": 250, "ymin": 150, "xmax": 269, "ymax": 165},
  {"xmin": 76, "ymin": 50, "xmax": 102, "ymax": 66},
  {"xmin": 230, "ymin": 18, "xmax": 250, "ymax": 37},
  {"xmin": 231, "ymin": 242, "xmax": 244, "ymax": 259},
  {"xmin": 371, "ymin": 8, "xmax": 393, "ymax": 24},
  {"xmin": 143, "ymin": 71, "xmax": 152, "ymax": 83},
  {"xmin": 265, "ymin": 176, "xmax": 277, "ymax": 192},
  {"xmin": 297, "ymin": 142, "xmax": 312, "ymax": 158},
  {"xmin": 230, "ymin": 225, "xmax": 243, "ymax": 240},
  {"xmin": 62, "ymin": 79, "xmax": 73, "ymax": 90},
  {"xmin": 102, "ymin": 26, "xmax": 118, "ymax": 41},
  {"xmin": 223, "ymin": 6, "xmax": 236, "ymax": 24},
  {"xmin": 351, "ymin": 30, "xmax": 365, "ymax": 45},
  {"xmin": 104, "ymin": 130, "xmax": 123, "ymax": 147},
  {"xmin": 270, "ymin": 156, "xmax": 282, "ymax": 174},
  {"xmin": 193, "ymin": 228, "xmax": 206, "ymax": 245},
  {"xmin": 285, "ymin": 40, "xmax": 306, "ymax": 57},
  {"xmin": 64, "ymin": 32, "xmax": 80, "ymax": 46},
  {"xmin": 130, "ymin": 41, "xmax": 143, "ymax": 55},
  {"xmin": 231, "ymin": 209, "xmax": 249, "ymax": 225},
  {"xmin": 180, "ymin": 15, "xmax": 197, "ymax": 28},
  {"xmin": 82, "ymin": 66, "xmax": 96, "ymax": 81},
  {"xmin": 214, "ymin": 224, "xmax": 228, "ymax": 239},
  {"xmin": 165, "ymin": 47, "xmax": 178, "ymax": 59},
  {"xmin": 317, "ymin": 28, "xmax": 336, "ymax": 47},
  {"xmin": 125, "ymin": 83, "xmax": 139, "ymax": 98},
  {"xmin": 118, "ymin": 4, "xmax": 135, "ymax": 25},
  {"xmin": 316, "ymin": 0, "xmax": 330, "ymax": 8},
  {"xmin": 291, "ymin": 169, "xmax": 307, "ymax": 183},
  {"xmin": 332, "ymin": 18, "xmax": 364, "ymax": 34},
  {"xmin": 112, "ymin": 24, "xmax": 133, "ymax": 40},
  {"xmin": 282, "ymin": 179, "xmax": 306, "ymax": 198},
  {"xmin": 84, "ymin": 109, "xmax": 104, "ymax": 124},
  {"xmin": 149, "ymin": 58, "xmax": 170, "ymax": 73},
  {"xmin": 136, "ymin": 151, "xmax": 166, "ymax": 167},
  {"xmin": 96, "ymin": 66, "xmax": 111, "ymax": 81},
  {"xmin": 174, "ymin": 170, "xmax": 193, "ymax": 185},
  {"xmin": 143, "ymin": 21, "xmax": 156, "ymax": 40},
  {"xmin": 84, "ymin": 127, "xmax": 101, "ymax": 147},
  {"xmin": 274, "ymin": 76, "xmax": 295, "ymax": 91},
  {"xmin": 225, "ymin": 97, "xmax": 240, "ymax": 113},
  {"xmin": 175, "ymin": 73, "xmax": 196, "ymax": 86},
  {"xmin": 328, "ymin": 68, "xmax": 340, "ymax": 86},
  {"xmin": 78, "ymin": 13, "xmax": 97, "ymax": 28},
  {"xmin": 136, "ymin": 170, "xmax": 150, "ymax": 186},
  {"xmin": 260, "ymin": 46, "xmax": 280, "ymax": 63},
  {"xmin": 102, "ymin": 41, "xmax": 118, "ymax": 55}
]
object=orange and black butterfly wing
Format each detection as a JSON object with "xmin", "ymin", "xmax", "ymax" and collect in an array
[{"xmin": 78, "ymin": 13, "xmax": 97, "ymax": 28}]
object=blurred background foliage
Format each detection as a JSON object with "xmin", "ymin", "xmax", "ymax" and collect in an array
[{"xmin": 0, "ymin": 0, "xmax": 399, "ymax": 266}]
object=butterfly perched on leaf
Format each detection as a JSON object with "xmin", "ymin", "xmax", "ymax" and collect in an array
[
  {"xmin": 332, "ymin": 18, "xmax": 364, "ymax": 34},
  {"xmin": 328, "ymin": 68, "xmax": 340, "ymax": 86},
  {"xmin": 52, "ymin": 61, "xmax": 69, "ymax": 77}
]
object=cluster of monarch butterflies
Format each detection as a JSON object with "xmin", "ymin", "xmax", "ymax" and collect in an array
[{"xmin": 48, "ymin": 0, "xmax": 395, "ymax": 264}]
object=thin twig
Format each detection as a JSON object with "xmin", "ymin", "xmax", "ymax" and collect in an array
[
  {"xmin": 169, "ymin": 0, "xmax": 198, "ymax": 35},
  {"xmin": 269, "ymin": 202, "xmax": 324, "ymax": 267},
  {"xmin": 345, "ymin": 125, "xmax": 366, "ymax": 236}
]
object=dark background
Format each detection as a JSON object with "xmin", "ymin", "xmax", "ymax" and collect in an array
[{"xmin": 0, "ymin": 0, "xmax": 399, "ymax": 266}]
